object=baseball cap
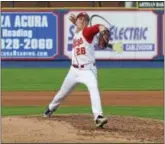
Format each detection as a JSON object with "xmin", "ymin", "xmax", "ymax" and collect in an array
[{"xmin": 76, "ymin": 12, "xmax": 90, "ymax": 22}]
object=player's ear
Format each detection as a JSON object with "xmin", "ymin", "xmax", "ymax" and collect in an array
[{"xmin": 86, "ymin": 20, "xmax": 89, "ymax": 26}]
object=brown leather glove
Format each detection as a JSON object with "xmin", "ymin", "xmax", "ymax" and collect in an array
[{"xmin": 98, "ymin": 29, "xmax": 110, "ymax": 49}]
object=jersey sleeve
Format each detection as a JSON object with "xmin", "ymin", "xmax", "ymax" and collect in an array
[{"xmin": 82, "ymin": 24, "xmax": 100, "ymax": 43}]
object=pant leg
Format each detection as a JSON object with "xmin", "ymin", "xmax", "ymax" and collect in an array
[
  {"xmin": 77, "ymin": 67, "xmax": 103, "ymax": 120},
  {"xmin": 49, "ymin": 67, "xmax": 77, "ymax": 111}
]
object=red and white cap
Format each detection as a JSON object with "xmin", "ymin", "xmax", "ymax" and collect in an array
[{"xmin": 76, "ymin": 12, "xmax": 90, "ymax": 22}]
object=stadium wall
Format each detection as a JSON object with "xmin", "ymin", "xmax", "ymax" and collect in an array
[{"xmin": 1, "ymin": 8, "xmax": 164, "ymax": 68}]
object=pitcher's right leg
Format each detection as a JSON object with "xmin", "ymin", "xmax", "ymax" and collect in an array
[
  {"xmin": 78, "ymin": 67, "xmax": 108, "ymax": 128},
  {"xmin": 43, "ymin": 67, "xmax": 77, "ymax": 117}
]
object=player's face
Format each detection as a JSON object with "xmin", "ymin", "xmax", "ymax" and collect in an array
[{"xmin": 76, "ymin": 16, "xmax": 88, "ymax": 30}]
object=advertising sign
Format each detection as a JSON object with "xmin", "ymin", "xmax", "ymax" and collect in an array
[
  {"xmin": 64, "ymin": 10, "xmax": 158, "ymax": 60},
  {"xmin": 1, "ymin": 11, "xmax": 58, "ymax": 60}
]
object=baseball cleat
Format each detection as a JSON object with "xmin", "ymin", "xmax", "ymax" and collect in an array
[
  {"xmin": 43, "ymin": 107, "xmax": 54, "ymax": 118},
  {"xmin": 95, "ymin": 115, "xmax": 108, "ymax": 128}
]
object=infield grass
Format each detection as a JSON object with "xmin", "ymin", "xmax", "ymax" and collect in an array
[
  {"xmin": 1, "ymin": 106, "xmax": 163, "ymax": 120},
  {"xmin": 2, "ymin": 68, "xmax": 163, "ymax": 91}
]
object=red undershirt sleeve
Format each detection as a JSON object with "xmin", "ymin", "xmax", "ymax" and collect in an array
[{"xmin": 82, "ymin": 24, "xmax": 100, "ymax": 43}]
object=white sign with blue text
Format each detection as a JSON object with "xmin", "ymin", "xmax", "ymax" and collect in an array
[{"xmin": 64, "ymin": 10, "xmax": 157, "ymax": 60}]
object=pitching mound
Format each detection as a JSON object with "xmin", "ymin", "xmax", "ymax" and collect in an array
[{"xmin": 2, "ymin": 115, "xmax": 163, "ymax": 143}]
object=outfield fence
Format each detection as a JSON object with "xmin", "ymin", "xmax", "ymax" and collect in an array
[{"xmin": 1, "ymin": 8, "xmax": 164, "ymax": 68}]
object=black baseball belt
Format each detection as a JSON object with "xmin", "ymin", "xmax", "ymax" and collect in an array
[{"xmin": 72, "ymin": 63, "xmax": 96, "ymax": 68}]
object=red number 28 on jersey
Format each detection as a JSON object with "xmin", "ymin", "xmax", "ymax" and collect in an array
[{"xmin": 76, "ymin": 47, "xmax": 86, "ymax": 55}]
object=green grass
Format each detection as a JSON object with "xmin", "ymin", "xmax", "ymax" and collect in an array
[
  {"xmin": 1, "ymin": 106, "xmax": 164, "ymax": 120},
  {"xmin": 2, "ymin": 68, "xmax": 164, "ymax": 91}
]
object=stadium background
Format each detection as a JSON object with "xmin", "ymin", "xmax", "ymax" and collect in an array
[
  {"xmin": 1, "ymin": 1, "xmax": 164, "ymax": 143},
  {"xmin": 2, "ymin": 1, "xmax": 164, "ymax": 68}
]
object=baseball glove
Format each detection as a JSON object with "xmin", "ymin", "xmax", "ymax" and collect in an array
[{"xmin": 98, "ymin": 29, "xmax": 110, "ymax": 49}]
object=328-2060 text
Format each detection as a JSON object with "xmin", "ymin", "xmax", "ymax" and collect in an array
[{"xmin": 1, "ymin": 38, "xmax": 53, "ymax": 50}]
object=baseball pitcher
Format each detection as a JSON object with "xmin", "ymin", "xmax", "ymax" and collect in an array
[{"xmin": 43, "ymin": 12, "xmax": 110, "ymax": 128}]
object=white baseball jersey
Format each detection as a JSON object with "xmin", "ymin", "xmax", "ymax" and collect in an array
[{"xmin": 72, "ymin": 30, "xmax": 96, "ymax": 65}]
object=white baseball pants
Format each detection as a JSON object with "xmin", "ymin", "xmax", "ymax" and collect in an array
[{"xmin": 48, "ymin": 64, "xmax": 103, "ymax": 120}]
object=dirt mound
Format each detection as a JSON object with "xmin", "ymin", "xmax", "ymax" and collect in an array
[{"xmin": 2, "ymin": 115, "xmax": 164, "ymax": 143}]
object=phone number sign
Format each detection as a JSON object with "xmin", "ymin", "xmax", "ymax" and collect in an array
[{"xmin": 1, "ymin": 11, "xmax": 58, "ymax": 60}]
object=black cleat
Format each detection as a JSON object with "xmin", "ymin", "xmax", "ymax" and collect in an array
[
  {"xmin": 95, "ymin": 115, "xmax": 108, "ymax": 128},
  {"xmin": 43, "ymin": 107, "xmax": 55, "ymax": 118}
]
